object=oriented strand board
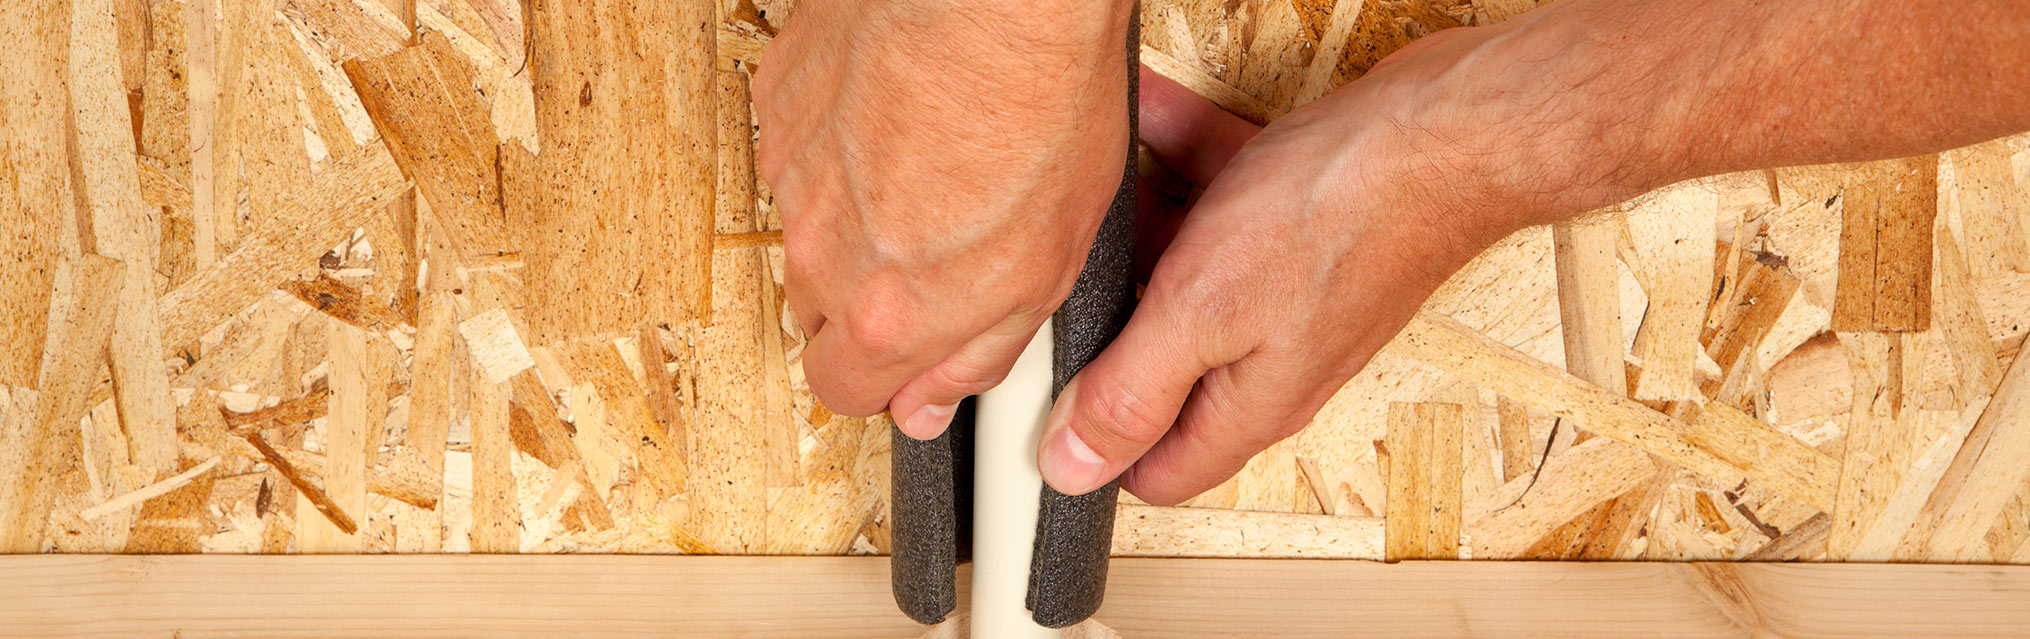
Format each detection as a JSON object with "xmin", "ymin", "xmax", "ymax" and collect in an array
[
  {"xmin": 0, "ymin": 0, "xmax": 71, "ymax": 388},
  {"xmin": 0, "ymin": 255, "xmax": 124, "ymax": 551},
  {"xmin": 6, "ymin": 0, "xmax": 2030, "ymax": 566},
  {"xmin": 512, "ymin": 0, "xmax": 715, "ymax": 346}
]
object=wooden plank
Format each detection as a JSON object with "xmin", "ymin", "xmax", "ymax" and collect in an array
[
  {"xmin": 1385, "ymin": 402, "xmax": 1462, "ymax": 560},
  {"xmin": 2, "ymin": 556, "xmax": 2030, "ymax": 638},
  {"xmin": 1833, "ymin": 155, "xmax": 1936, "ymax": 332},
  {"xmin": 1393, "ymin": 313, "xmax": 1837, "ymax": 512}
]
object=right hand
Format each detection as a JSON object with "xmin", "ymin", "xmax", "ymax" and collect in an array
[{"xmin": 753, "ymin": 0, "xmax": 1136, "ymax": 436}]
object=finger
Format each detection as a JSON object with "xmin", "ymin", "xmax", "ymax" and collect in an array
[
  {"xmin": 1118, "ymin": 351, "xmax": 1333, "ymax": 506},
  {"xmin": 779, "ymin": 232, "xmax": 826, "ymax": 338},
  {"xmin": 1034, "ymin": 287, "xmax": 1236, "ymax": 496},
  {"xmin": 800, "ymin": 287, "xmax": 989, "ymax": 417},
  {"xmin": 1120, "ymin": 350, "xmax": 1339, "ymax": 505},
  {"xmin": 1132, "ymin": 163, "xmax": 1190, "ymax": 284},
  {"xmin": 782, "ymin": 272, "xmax": 825, "ymax": 340},
  {"xmin": 886, "ymin": 313, "xmax": 1045, "ymax": 440},
  {"xmin": 1137, "ymin": 65, "xmax": 1261, "ymax": 186},
  {"xmin": 801, "ymin": 315, "xmax": 945, "ymax": 418}
]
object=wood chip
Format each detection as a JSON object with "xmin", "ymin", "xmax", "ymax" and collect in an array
[
  {"xmin": 0, "ymin": 0, "xmax": 72, "ymax": 388},
  {"xmin": 0, "ymin": 255, "xmax": 125, "ymax": 551},
  {"xmin": 1385, "ymin": 402, "xmax": 1463, "ymax": 560},
  {"xmin": 1833, "ymin": 155, "xmax": 1937, "ymax": 332},
  {"xmin": 1112, "ymin": 504, "xmax": 1383, "ymax": 559},
  {"xmin": 343, "ymin": 32, "xmax": 510, "ymax": 258},
  {"xmin": 1626, "ymin": 183, "xmax": 1718, "ymax": 400},
  {"xmin": 158, "ymin": 144, "xmax": 408, "ymax": 352},
  {"xmin": 1394, "ymin": 312, "xmax": 1835, "ymax": 511}
]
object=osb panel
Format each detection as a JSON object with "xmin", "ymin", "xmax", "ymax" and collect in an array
[{"xmin": 3, "ymin": 0, "xmax": 2029, "ymax": 565}]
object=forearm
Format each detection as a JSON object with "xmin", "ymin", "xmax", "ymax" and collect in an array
[
  {"xmin": 1656, "ymin": 0, "xmax": 2030, "ymax": 178},
  {"xmin": 1436, "ymin": 0, "xmax": 2030, "ymax": 232}
]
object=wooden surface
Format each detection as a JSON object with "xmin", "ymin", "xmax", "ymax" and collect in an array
[
  {"xmin": 2, "ymin": 0, "xmax": 2030, "ymax": 565},
  {"xmin": 1, "ymin": 555, "xmax": 2028, "ymax": 638}
]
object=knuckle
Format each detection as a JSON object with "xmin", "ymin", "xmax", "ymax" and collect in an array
[
  {"xmin": 802, "ymin": 358, "xmax": 884, "ymax": 417},
  {"xmin": 1078, "ymin": 381, "xmax": 1166, "ymax": 449},
  {"xmin": 782, "ymin": 229, "xmax": 826, "ymax": 284},
  {"xmin": 1147, "ymin": 256, "xmax": 1265, "ymax": 362},
  {"xmin": 924, "ymin": 358, "xmax": 1007, "ymax": 398},
  {"xmin": 842, "ymin": 300, "xmax": 915, "ymax": 363},
  {"xmin": 1152, "ymin": 259, "xmax": 1241, "ymax": 326},
  {"xmin": 782, "ymin": 226, "xmax": 817, "ymax": 263},
  {"xmin": 808, "ymin": 384, "xmax": 879, "ymax": 418}
]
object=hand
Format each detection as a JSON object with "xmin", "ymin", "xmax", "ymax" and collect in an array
[
  {"xmin": 1035, "ymin": 0, "xmax": 2030, "ymax": 504},
  {"xmin": 1041, "ymin": 19, "xmax": 1651, "ymax": 504},
  {"xmin": 754, "ymin": 0, "xmax": 1135, "ymax": 434}
]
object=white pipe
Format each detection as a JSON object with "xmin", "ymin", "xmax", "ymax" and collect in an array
[{"xmin": 969, "ymin": 320, "xmax": 1062, "ymax": 639}]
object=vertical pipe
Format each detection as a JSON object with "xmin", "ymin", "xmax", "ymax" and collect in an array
[{"xmin": 970, "ymin": 319, "xmax": 1061, "ymax": 639}]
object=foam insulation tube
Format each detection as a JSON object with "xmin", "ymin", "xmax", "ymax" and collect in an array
[{"xmin": 969, "ymin": 319, "xmax": 1062, "ymax": 639}]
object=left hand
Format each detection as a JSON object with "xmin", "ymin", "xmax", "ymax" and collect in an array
[{"xmin": 1042, "ymin": 19, "xmax": 1642, "ymax": 504}]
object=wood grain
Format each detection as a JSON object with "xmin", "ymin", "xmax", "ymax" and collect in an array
[
  {"xmin": 0, "ymin": 0, "xmax": 76, "ymax": 389},
  {"xmin": 2, "ymin": 556, "xmax": 2029, "ymax": 638},
  {"xmin": 1834, "ymin": 155, "xmax": 1937, "ymax": 332},
  {"xmin": 1385, "ymin": 402, "xmax": 1462, "ymax": 560}
]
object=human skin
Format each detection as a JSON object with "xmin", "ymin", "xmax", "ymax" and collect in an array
[
  {"xmin": 756, "ymin": 0, "xmax": 2030, "ymax": 505},
  {"xmin": 752, "ymin": 0, "xmax": 1135, "ymax": 438}
]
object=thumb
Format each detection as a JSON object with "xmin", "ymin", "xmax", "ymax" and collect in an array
[{"xmin": 1035, "ymin": 291, "xmax": 1227, "ymax": 496}]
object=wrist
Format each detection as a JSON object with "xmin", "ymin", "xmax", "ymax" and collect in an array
[{"xmin": 1413, "ymin": 1, "xmax": 1684, "ymax": 229}]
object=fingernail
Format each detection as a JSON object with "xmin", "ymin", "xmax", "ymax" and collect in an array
[
  {"xmin": 1040, "ymin": 425, "xmax": 1108, "ymax": 495},
  {"xmin": 902, "ymin": 402, "xmax": 956, "ymax": 439}
]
